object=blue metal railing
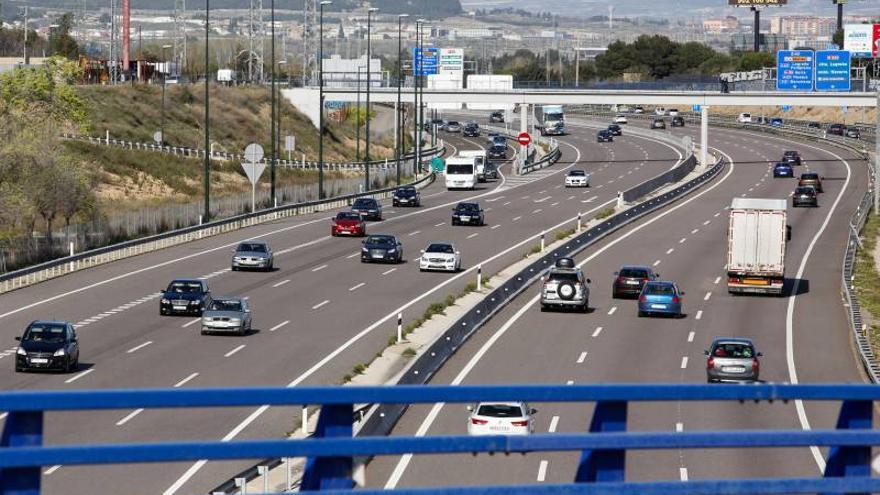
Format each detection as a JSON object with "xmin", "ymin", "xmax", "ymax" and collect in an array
[{"xmin": 1, "ymin": 384, "xmax": 878, "ymax": 494}]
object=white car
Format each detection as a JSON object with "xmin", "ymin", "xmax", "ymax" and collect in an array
[
  {"xmin": 467, "ymin": 402, "xmax": 535, "ymax": 436},
  {"xmin": 613, "ymin": 114, "xmax": 628, "ymax": 124},
  {"xmin": 565, "ymin": 170, "xmax": 591, "ymax": 187},
  {"xmin": 737, "ymin": 112, "xmax": 752, "ymax": 123},
  {"xmin": 633, "ymin": 106, "xmax": 645, "ymax": 114},
  {"xmin": 668, "ymin": 109, "xmax": 680, "ymax": 116},
  {"xmin": 419, "ymin": 242, "xmax": 461, "ymax": 272},
  {"xmin": 654, "ymin": 107, "xmax": 667, "ymax": 116}
]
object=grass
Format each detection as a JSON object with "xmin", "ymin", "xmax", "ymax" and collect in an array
[
  {"xmin": 595, "ymin": 207, "xmax": 616, "ymax": 220},
  {"xmin": 853, "ymin": 211, "xmax": 880, "ymax": 358},
  {"xmin": 555, "ymin": 228, "xmax": 576, "ymax": 241}
]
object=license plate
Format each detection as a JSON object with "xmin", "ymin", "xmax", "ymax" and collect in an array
[
  {"xmin": 722, "ymin": 366, "xmax": 746, "ymax": 373},
  {"xmin": 460, "ymin": 216, "xmax": 470, "ymax": 221},
  {"xmin": 743, "ymin": 279, "xmax": 769, "ymax": 285},
  {"xmin": 30, "ymin": 358, "xmax": 48, "ymax": 364},
  {"xmin": 626, "ymin": 280, "xmax": 639, "ymax": 285},
  {"xmin": 489, "ymin": 426, "xmax": 510, "ymax": 432},
  {"xmin": 173, "ymin": 306, "xmax": 187, "ymax": 311},
  {"xmin": 372, "ymin": 253, "xmax": 384, "ymax": 259},
  {"xmin": 650, "ymin": 304, "xmax": 666, "ymax": 309}
]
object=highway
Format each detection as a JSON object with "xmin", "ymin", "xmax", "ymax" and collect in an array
[
  {"xmin": 367, "ymin": 120, "xmax": 871, "ymax": 488},
  {"xmin": 0, "ymin": 119, "xmax": 687, "ymax": 493}
]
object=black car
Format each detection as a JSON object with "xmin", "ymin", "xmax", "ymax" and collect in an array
[
  {"xmin": 351, "ymin": 197, "xmax": 382, "ymax": 221},
  {"xmin": 651, "ymin": 118, "xmax": 666, "ymax": 129},
  {"xmin": 846, "ymin": 127, "xmax": 861, "ymax": 139},
  {"xmin": 15, "ymin": 320, "xmax": 80, "ymax": 373},
  {"xmin": 597, "ymin": 130, "xmax": 614, "ymax": 142},
  {"xmin": 612, "ymin": 265, "xmax": 659, "ymax": 299},
  {"xmin": 483, "ymin": 162, "xmax": 499, "ymax": 180},
  {"xmin": 827, "ymin": 123, "xmax": 846, "ymax": 136},
  {"xmin": 361, "ymin": 234, "xmax": 403, "ymax": 263},
  {"xmin": 488, "ymin": 143, "xmax": 507, "ymax": 159},
  {"xmin": 808, "ymin": 121, "xmax": 822, "ymax": 129},
  {"xmin": 392, "ymin": 186, "xmax": 421, "ymax": 207},
  {"xmin": 489, "ymin": 111, "xmax": 505, "ymax": 123},
  {"xmin": 792, "ymin": 186, "xmax": 818, "ymax": 207},
  {"xmin": 671, "ymin": 116, "xmax": 685, "ymax": 127},
  {"xmin": 463, "ymin": 123, "xmax": 480, "ymax": 137},
  {"xmin": 160, "ymin": 279, "xmax": 211, "ymax": 316},
  {"xmin": 452, "ymin": 202, "xmax": 485, "ymax": 226},
  {"xmin": 607, "ymin": 124, "xmax": 623, "ymax": 136},
  {"xmin": 783, "ymin": 150, "xmax": 801, "ymax": 166}
]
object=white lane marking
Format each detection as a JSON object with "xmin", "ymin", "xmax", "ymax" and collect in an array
[
  {"xmin": 714, "ymin": 276, "xmax": 721, "ymax": 284},
  {"xmin": 116, "ymin": 408, "xmax": 145, "ymax": 426},
  {"xmin": 503, "ymin": 201, "xmax": 512, "ymax": 206},
  {"xmin": 467, "ymin": 233, "xmax": 479, "ymax": 239},
  {"xmin": 349, "ymin": 282, "xmax": 366, "ymax": 292},
  {"xmin": 269, "ymin": 320, "xmax": 290, "ymax": 332},
  {"xmin": 485, "ymin": 196, "xmax": 505, "ymax": 202},
  {"xmin": 577, "ymin": 352, "xmax": 588, "ymax": 364},
  {"xmin": 64, "ymin": 369, "xmax": 94, "ymax": 384},
  {"xmin": 703, "ymin": 220, "xmax": 711, "ymax": 226},
  {"xmin": 491, "ymin": 225, "xmax": 501, "ymax": 230},
  {"xmin": 534, "ymin": 196, "xmax": 552, "ymax": 203},
  {"xmin": 532, "ymin": 209, "xmax": 543, "ymax": 214},
  {"xmin": 44, "ymin": 465, "xmax": 61, "ymax": 475},
  {"xmin": 680, "ymin": 357, "xmax": 689, "ymax": 369},
  {"xmin": 704, "ymin": 292, "xmax": 712, "ymax": 301},
  {"xmin": 691, "ymin": 228, "xmax": 699, "ymax": 234},
  {"xmin": 0, "ymin": 413, "xmax": 6, "ymax": 420},
  {"xmin": 688, "ymin": 330, "xmax": 696, "ymax": 343},
  {"xmin": 513, "ymin": 216, "xmax": 522, "ymax": 221},
  {"xmin": 126, "ymin": 341, "xmax": 153, "ymax": 354},
  {"xmin": 537, "ymin": 460, "xmax": 549, "ymax": 482},
  {"xmin": 550, "ymin": 202, "xmax": 559, "ymax": 207},
  {"xmin": 272, "ymin": 279, "xmax": 291, "ymax": 288},
  {"xmin": 182, "ymin": 318, "xmax": 201, "ymax": 328},
  {"xmin": 408, "ymin": 230, "xmax": 421, "ymax": 236},
  {"xmin": 567, "ymin": 195, "xmax": 575, "ymax": 200},
  {"xmin": 666, "ymin": 248, "xmax": 674, "ymax": 255},
  {"xmin": 434, "ymin": 223, "xmax": 445, "ymax": 227},
  {"xmin": 382, "ymin": 268, "xmax": 397, "ymax": 276},
  {"xmin": 311, "ymin": 264, "xmax": 328, "ymax": 272},
  {"xmin": 592, "ymin": 326, "xmax": 603, "ymax": 338},
  {"xmin": 695, "ymin": 311, "xmax": 703, "ymax": 321},
  {"xmin": 548, "ymin": 416, "xmax": 560, "ymax": 433},
  {"xmin": 346, "ymin": 253, "xmax": 360, "ymax": 259},
  {"xmin": 680, "ymin": 468, "xmax": 689, "ymax": 481},
  {"xmin": 607, "ymin": 306, "xmax": 617, "ymax": 316},
  {"xmin": 174, "ymin": 372, "xmax": 199, "ymax": 388},
  {"xmin": 676, "ymin": 422, "xmax": 684, "ymax": 432},
  {"xmin": 679, "ymin": 237, "xmax": 687, "ymax": 244},
  {"xmin": 714, "ymin": 212, "xmax": 721, "ymax": 217},
  {"xmin": 224, "ymin": 345, "xmax": 246, "ymax": 358},
  {"xmin": 312, "ymin": 300, "xmax": 330, "ymax": 310},
  {"xmin": 653, "ymin": 260, "xmax": 661, "ymax": 267},
  {"xmin": 585, "ymin": 195, "xmax": 598, "ymax": 202}
]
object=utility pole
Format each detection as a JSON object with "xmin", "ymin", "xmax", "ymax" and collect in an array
[
  {"xmin": 22, "ymin": 6, "xmax": 28, "ymax": 65},
  {"xmin": 270, "ymin": 0, "xmax": 276, "ymax": 206},
  {"xmin": 751, "ymin": 6, "xmax": 761, "ymax": 52},
  {"xmin": 203, "ymin": 0, "xmax": 211, "ymax": 222},
  {"xmin": 835, "ymin": 0, "xmax": 843, "ymax": 33},
  {"xmin": 365, "ymin": 7, "xmax": 378, "ymax": 191}
]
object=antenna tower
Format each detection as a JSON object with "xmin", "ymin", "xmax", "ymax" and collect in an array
[{"xmin": 248, "ymin": 0, "xmax": 265, "ymax": 83}]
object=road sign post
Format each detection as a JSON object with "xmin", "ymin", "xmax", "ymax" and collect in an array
[
  {"xmin": 776, "ymin": 50, "xmax": 815, "ymax": 91},
  {"xmin": 242, "ymin": 143, "xmax": 267, "ymax": 213},
  {"xmin": 285, "ymin": 135, "xmax": 296, "ymax": 162}
]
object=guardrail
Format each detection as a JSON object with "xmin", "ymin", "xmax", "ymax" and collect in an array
[
  {"xmin": 0, "ymin": 148, "xmax": 444, "ymax": 295},
  {"xmin": 2, "ymin": 383, "xmax": 878, "ymax": 494}
]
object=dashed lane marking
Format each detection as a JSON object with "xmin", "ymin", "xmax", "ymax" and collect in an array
[
  {"xmin": 549, "ymin": 416, "xmax": 560, "ymax": 433},
  {"xmin": 174, "ymin": 372, "xmax": 199, "ymax": 388},
  {"xmin": 607, "ymin": 306, "xmax": 617, "ymax": 316},
  {"xmin": 126, "ymin": 341, "xmax": 153, "ymax": 354},
  {"xmin": 182, "ymin": 318, "xmax": 201, "ymax": 328},
  {"xmin": 592, "ymin": 327, "xmax": 603, "ymax": 337},
  {"xmin": 681, "ymin": 357, "xmax": 689, "ymax": 369},
  {"xmin": 272, "ymin": 279, "xmax": 291, "ymax": 288},
  {"xmin": 269, "ymin": 320, "xmax": 289, "ymax": 332},
  {"xmin": 688, "ymin": 331, "xmax": 695, "ymax": 342},
  {"xmin": 577, "ymin": 352, "xmax": 587, "ymax": 364},
  {"xmin": 349, "ymin": 282, "xmax": 366, "ymax": 292},
  {"xmin": 64, "ymin": 369, "xmax": 94, "ymax": 384},
  {"xmin": 224, "ymin": 345, "xmax": 246, "ymax": 358},
  {"xmin": 312, "ymin": 300, "xmax": 330, "ymax": 310}
]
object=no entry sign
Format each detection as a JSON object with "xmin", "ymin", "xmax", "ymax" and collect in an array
[{"xmin": 517, "ymin": 132, "xmax": 532, "ymax": 146}]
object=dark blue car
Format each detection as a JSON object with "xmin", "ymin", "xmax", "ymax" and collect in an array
[
  {"xmin": 773, "ymin": 162, "xmax": 793, "ymax": 178},
  {"xmin": 770, "ymin": 117, "xmax": 783, "ymax": 127},
  {"xmin": 637, "ymin": 281, "xmax": 684, "ymax": 318}
]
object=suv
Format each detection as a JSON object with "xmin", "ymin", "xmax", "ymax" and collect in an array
[
  {"xmin": 706, "ymin": 337, "xmax": 761, "ymax": 383},
  {"xmin": 392, "ymin": 186, "xmax": 421, "ymax": 207},
  {"xmin": 489, "ymin": 111, "xmax": 505, "ymax": 123},
  {"xmin": 160, "ymin": 279, "xmax": 211, "ymax": 316},
  {"xmin": 798, "ymin": 172, "xmax": 823, "ymax": 193},
  {"xmin": 612, "ymin": 265, "xmax": 658, "ymax": 299},
  {"xmin": 351, "ymin": 197, "xmax": 383, "ymax": 220},
  {"xmin": 540, "ymin": 258, "xmax": 591, "ymax": 312},
  {"xmin": 463, "ymin": 122, "xmax": 480, "ymax": 137},
  {"xmin": 607, "ymin": 124, "xmax": 623, "ymax": 136},
  {"xmin": 671, "ymin": 116, "xmax": 685, "ymax": 127},
  {"xmin": 782, "ymin": 150, "xmax": 801, "ymax": 166},
  {"xmin": 827, "ymin": 123, "xmax": 846, "ymax": 136},
  {"xmin": 651, "ymin": 118, "xmax": 666, "ymax": 129},
  {"xmin": 792, "ymin": 186, "xmax": 818, "ymax": 207},
  {"xmin": 452, "ymin": 202, "xmax": 485, "ymax": 226},
  {"xmin": 488, "ymin": 143, "xmax": 507, "ymax": 159}
]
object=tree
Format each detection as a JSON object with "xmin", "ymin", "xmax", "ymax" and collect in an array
[
  {"xmin": 735, "ymin": 51, "xmax": 774, "ymax": 72},
  {"xmin": 832, "ymin": 29, "xmax": 844, "ymax": 49},
  {"xmin": 48, "ymin": 13, "xmax": 80, "ymax": 60}
]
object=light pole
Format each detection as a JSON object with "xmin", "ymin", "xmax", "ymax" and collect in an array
[
  {"xmin": 415, "ymin": 19, "xmax": 426, "ymax": 176},
  {"xmin": 270, "ymin": 0, "xmax": 277, "ymax": 206},
  {"xmin": 396, "ymin": 14, "xmax": 409, "ymax": 185},
  {"xmin": 278, "ymin": 59, "xmax": 287, "ymax": 167},
  {"xmin": 364, "ymin": 6, "xmax": 378, "ymax": 192},
  {"xmin": 203, "ymin": 0, "xmax": 211, "ymax": 222},
  {"xmin": 356, "ymin": 65, "xmax": 362, "ymax": 161},
  {"xmin": 318, "ymin": 1, "xmax": 332, "ymax": 199},
  {"xmin": 160, "ymin": 44, "xmax": 172, "ymax": 146}
]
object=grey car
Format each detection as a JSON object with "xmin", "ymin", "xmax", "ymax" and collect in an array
[
  {"xmin": 540, "ymin": 258, "xmax": 590, "ymax": 312},
  {"xmin": 705, "ymin": 337, "xmax": 761, "ymax": 383},
  {"xmin": 201, "ymin": 297, "xmax": 252, "ymax": 336},
  {"xmin": 232, "ymin": 240, "xmax": 273, "ymax": 271}
]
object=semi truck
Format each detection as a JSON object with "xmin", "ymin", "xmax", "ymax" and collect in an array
[
  {"xmin": 536, "ymin": 105, "xmax": 565, "ymax": 136},
  {"xmin": 726, "ymin": 198, "xmax": 788, "ymax": 295}
]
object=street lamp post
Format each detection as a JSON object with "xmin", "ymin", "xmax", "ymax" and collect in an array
[
  {"xmin": 160, "ymin": 44, "xmax": 172, "ymax": 147},
  {"xmin": 356, "ymin": 65, "xmax": 362, "ymax": 161},
  {"xmin": 278, "ymin": 60, "xmax": 287, "ymax": 168},
  {"xmin": 415, "ymin": 19, "xmax": 426, "ymax": 176},
  {"xmin": 270, "ymin": 0, "xmax": 277, "ymax": 206},
  {"xmin": 203, "ymin": 0, "xmax": 211, "ymax": 222},
  {"xmin": 396, "ymin": 14, "xmax": 409, "ymax": 185},
  {"xmin": 318, "ymin": 1, "xmax": 332, "ymax": 199},
  {"xmin": 364, "ymin": 7, "xmax": 379, "ymax": 192}
]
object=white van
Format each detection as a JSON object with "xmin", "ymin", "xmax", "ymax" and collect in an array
[
  {"xmin": 738, "ymin": 113, "xmax": 752, "ymax": 123},
  {"xmin": 654, "ymin": 107, "xmax": 667, "ymax": 116},
  {"xmin": 458, "ymin": 150, "xmax": 487, "ymax": 182},
  {"xmin": 445, "ymin": 156, "xmax": 478, "ymax": 190}
]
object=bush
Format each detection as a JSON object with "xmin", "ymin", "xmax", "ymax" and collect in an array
[{"xmin": 595, "ymin": 207, "xmax": 616, "ymax": 220}]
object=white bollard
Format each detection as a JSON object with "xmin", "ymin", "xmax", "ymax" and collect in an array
[
  {"xmin": 477, "ymin": 264, "xmax": 482, "ymax": 290},
  {"xmin": 540, "ymin": 231, "xmax": 545, "ymax": 252},
  {"xmin": 257, "ymin": 466, "xmax": 268, "ymax": 494},
  {"xmin": 69, "ymin": 242, "xmax": 74, "ymax": 272},
  {"xmin": 577, "ymin": 212, "xmax": 582, "ymax": 232},
  {"xmin": 397, "ymin": 312, "xmax": 403, "ymax": 343},
  {"xmin": 234, "ymin": 477, "xmax": 246, "ymax": 495}
]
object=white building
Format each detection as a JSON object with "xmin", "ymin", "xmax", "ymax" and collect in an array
[{"xmin": 321, "ymin": 54, "xmax": 382, "ymax": 88}]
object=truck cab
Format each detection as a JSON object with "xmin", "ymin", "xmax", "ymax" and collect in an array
[{"xmin": 537, "ymin": 105, "xmax": 565, "ymax": 136}]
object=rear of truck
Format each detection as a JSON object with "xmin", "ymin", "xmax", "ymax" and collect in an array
[{"xmin": 726, "ymin": 198, "xmax": 787, "ymax": 295}]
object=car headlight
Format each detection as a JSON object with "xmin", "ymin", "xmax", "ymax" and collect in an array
[
  {"xmin": 233, "ymin": 256, "xmax": 243, "ymax": 262},
  {"xmin": 387, "ymin": 248, "xmax": 397, "ymax": 253},
  {"xmin": 191, "ymin": 300, "xmax": 201, "ymax": 306},
  {"xmin": 16, "ymin": 347, "xmax": 26, "ymax": 356},
  {"xmin": 54, "ymin": 348, "xmax": 66, "ymax": 357},
  {"xmin": 362, "ymin": 247, "xmax": 369, "ymax": 252},
  {"xmin": 161, "ymin": 298, "xmax": 169, "ymax": 304},
  {"xmin": 229, "ymin": 318, "xmax": 241, "ymax": 324}
]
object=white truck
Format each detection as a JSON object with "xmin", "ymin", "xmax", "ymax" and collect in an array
[
  {"xmin": 536, "ymin": 105, "xmax": 565, "ymax": 136},
  {"xmin": 458, "ymin": 150, "xmax": 487, "ymax": 182},
  {"xmin": 726, "ymin": 198, "xmax": 788, "ymax": 295},
  {"xmin": 444, "ymin": 156, "xmax": 478, "ymax": 190}
]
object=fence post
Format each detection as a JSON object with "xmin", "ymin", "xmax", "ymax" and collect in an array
[
  {"xmin": 540, "ymin": 231, "xmax": 545, "ymax": 252},
  {"xmin": 397, "ymin": 313, "xmax": 403, "ymax": 343},
  {"xmin": 577, "ymin": 212, "xmax": 582, "ymax": 233}
]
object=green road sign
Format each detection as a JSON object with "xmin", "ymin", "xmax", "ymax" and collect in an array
[{"xmin": 431, "ymin": 156, "xmax": 445, "ymax": 173}]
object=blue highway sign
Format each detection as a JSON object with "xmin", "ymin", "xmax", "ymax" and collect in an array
[
  {"xmin": 815, "ymin": 50, "xmax": 851, "ymax": 92},
  {"xmin": 776, "ymin": 50, "xmax": 814, "ymax": 91},
  {"xmin": 412, "ymin": 47, "xmax": 438, "ymax": 76}
]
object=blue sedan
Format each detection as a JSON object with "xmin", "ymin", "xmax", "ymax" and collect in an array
[
  {"xmin": 638, "ymin": 281, "xmax": 684, "ymax": 318},
  {"xmin": 770, "ymin": 117, "xmax": 783, "ymax": 127},
  {"xmin": 773, "ymin": 162, "xmax": 793, "ymax": 178}
]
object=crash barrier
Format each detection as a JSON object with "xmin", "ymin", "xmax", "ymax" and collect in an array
[{"xmin": 2, "ymin": 383, "xmax": 879, "ymax": 494}]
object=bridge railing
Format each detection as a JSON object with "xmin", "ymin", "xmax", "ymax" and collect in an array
[{"xmin": 1, "ymin": 384, "xmax": 879, "ymax": 493}]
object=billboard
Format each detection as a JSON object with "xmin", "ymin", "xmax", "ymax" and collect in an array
[
  {"xmin": 727, "ymin": 0, "xmax": 786, "ymax": 5},
  {"xmin": 844, "ymin": 24, "xmax": 874, "ymax": 58},
  {"xmin": 815, "ymin": 50, "xmax": 851, "ymax": 92},
  {"xmin": 776, "ymin": 50, "xmax": 814, "ymax": 91}
]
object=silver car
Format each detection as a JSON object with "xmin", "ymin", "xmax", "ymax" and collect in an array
[
  {"xmin": 540, "ymin": 258, "xmax": 590, "ymax": 312},
  {"xmin": 705, "ymin": 337, "xmax": 761, "ymax": 383},
  {"xmin": 232, "ymin": 240, "xmax": 274, "ymax": 271},
  {"xmin": 201, "ymin": 297, "xmax": 252, "ymax": 336}
]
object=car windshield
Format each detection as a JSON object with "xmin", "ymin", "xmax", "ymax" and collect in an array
[
  {"xmin": 366, "ymin": 236, "xmax": 395, "ymax": 246},
  {"xmin": 237, "ymin": 243, "xmax": 266, "ymax": 253},
  {"xmin": 353, "ymin": 199, "xmax": 376, "ymax": 208},
  {"xmin": 801, "ymin": 174, "xmax": 819, "ymax": 180},
  {"xmin": 548, "ymin": 271, "xmax": 579, "ymax": 282},
  {"xmin": 447, "ymin": 121, "xmax": 460, "ymax": 126},
  {"xmin": 775, "ymin": 163, "xmax": 790, "ymax": 168},
  {"xmin": 23, "ymin": 324, "xmax": 67, "ymax": 343},
  {"xmin": 796, "ymin": 187, "xmax": 815, "ymax": 195},
  {"xmin": 784, "ymin": 151, "xmax": 798, "ymax": 157},
  {"xmin": 209, "ymin": 300, "xmax": 242, "ymax": 312},
  {"xmin": 712, "ymin": 343, "xmax": 754, "ymax": 358},
  {"xmin": 476, "ymin": 404, "xmax": 524, "ymax": 418},
  {"xmin": 569, "ymin": 170, "xmax": 586, "ymax": 176},
  {"xmin": 336, "ymin": 212, "xmax": 361, "ymax": 220},
  {"xmin": 644, "ymin": 283, "xmax": 675, "ymax": 295},
  {"xmin": 485, "ymin": 163, "xmax": 497, "ymax": 171},
  {"xmin": 168, "ymin": 281, "xmax": 203, "ymax": 293},
  {"xmin": 447, "ymin": 164, "xmax": 473, "ymax": 175},
  {"xmin": 426, "ymin": 244, "xmax": 454, "ymax": 254},
  {"xmin": 457, "ymin": 203, "xmax": 480, "ymax": 212},
  {"xmin": 620, "ymin": 268, "xmax": 649, "ymax": 278},
  {"xmin": 492, "ymin": 137, "xmax": 506, "ymax": 144}
]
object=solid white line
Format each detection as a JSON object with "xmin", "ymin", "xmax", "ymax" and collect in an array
[
  {"xmin": 346, "ymin": 252, "xmax": 360, "ymax": 259},
  {"xmin": 680, "ymin": 468, "xmax": 689, "ymax": 481},
  {"xmin": 666, "ymin": 248, "xmax": 674, "ymax": 255},
  {"xmin": 676, "ymin": 422, "xmax": 684, "ymax": 432},
  {"xmin": 312, "ymin": 300, "xmax": 330, "ymax": 310},
  {"xmin": 592, "ymin": 326, "xmax": 603, "ymax": 337},
  {"xmin": 174, "ymin": 372, "xmax": 199, "ymax": 388},
  {"xmin": 349, "ymin": 282, "xmax": 366, "ymax": 292},
  {"xmin": 577, "ymin": 351, "xmax": 588, "ymax": 364},
  {"xmin": 224, "ymin": 345, "xmax": 246, "ymax": 358},
  {"xmin": 272, "ymin": 279, "xmax": 291, "ymax": 288},
  {"xmin": 182, "ymin": 318, "xmax": 201, "ymax": 328},
  {"xmin": 714, "ymin": 276, "xmax": 721, "ymax": 284},
  {"xmin": 116, "ymin": 408, "xmax": 144, "ymax": 426},
  {"xmin": 680, "ymin": 356, "xmax": 689, "ymax": 369},
  {"xmin": 704, "ymin": 292, "xmax": 712, "ymax": 301},
  {"xmin": 548, "ymin": 416, "xmax": 560, "ymax": 433},
  {"xmin": 607, "ymin": 306, "xmax": 617, "ymax": 316},
  {"xmin": 688, "ymin": 331, "xmax": 695, "ymax": 343},
  {"xmin": 467, "ymin": 233, "xmax": 479, "ymax": 239},
  {"xmin": 126, "ymin": 341, "xmax": 153, "ymax": 354},
  {"xmin": 695, "ymin": 310, "xmax": 703, "ymax": 320},
  {"xmin": 653, "ymin": 260, "xmax": 661, "ymax": 267},
  {"xmin": 269, "ymin": 320, "xmax": 289, "ymax": 332},
  {"xmin": 311, "ymin": 264, "xmax": 328, "ymax": 272},
  {"xmin": 537, "ymin": 460, "xmax": 549, "ymax": 482},
  {"xmin": 44, "ymin": 465, "xmax": 61, "ymax": 475},
  {"xmin": 382, "ymin": 268, "xmax": 397, "ymax": 276},
  {"xmin": 64, "ymin": 369, "xmax": 93, "ymax": 384}
]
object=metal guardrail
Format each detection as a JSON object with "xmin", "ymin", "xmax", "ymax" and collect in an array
[
  {"xmin": 622, "ymin": 155, "xmax": 697, "ymax": 204},
  {"xmin": 0, "ymin": 148, "xmax": 444, "ymax": 295},
  {"xmin": 2, "ymin": 383, "xmax": 879, "ymax": 494}
]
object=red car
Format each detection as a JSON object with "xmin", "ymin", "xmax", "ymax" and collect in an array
[{"xmin": 331, "ymin": 211, "xmax": 366, "ymax": 237}]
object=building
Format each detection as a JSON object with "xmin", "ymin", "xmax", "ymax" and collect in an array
[
  {"xmin": 703, "ymin": 17, "xmax": 739, "ymax": 34},
  {"xmin": 321, "ymin": 54, "xmax": 382, "ymax": 88},
  {"xmin": 769, "ymin": 16, "xmax": 837, "ymax": 38}
]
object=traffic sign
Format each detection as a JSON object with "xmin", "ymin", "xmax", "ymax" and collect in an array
[
  {"xmin": 782, "ymin": 105, "xmax": 791, "ymax": 112},
  {"xmin": 244, "ymin": 143, "xmax": 265, "ymax": 164},
  {"xmin": 776, "ymin": 50, "xmax": 814, "ymax": 91},
  {"xmin": 815, "ymin": 50, "xmax": 851, "ymax": 92},
  {"xmin": 153, "ymin": 131, "xmax": 163, "ymax": 144},
  {"xmin": 692, "ymin": 104, "xmax": 701, "ymax": 112},
  {"xmin": 412, "ymin": 47, "xmax": 438, "ymax": 76},
  {"xmin": 285, "ymin": 135, "xmax": 296, "ymax": 152},
  {"xmin": 517, "ymin": 132, "xmax": 532, "ymax": 146},
  {"xmin": 430, "ymin": 156, "xmax": 445, "ymax": 173}
]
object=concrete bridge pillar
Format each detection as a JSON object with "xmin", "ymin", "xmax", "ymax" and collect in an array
[{"xmin": 701, "ymin": 105, "xmax": 710, "ymax": 167}]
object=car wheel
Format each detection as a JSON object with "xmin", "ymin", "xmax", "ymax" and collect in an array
[
  {"xmin": 231, "ymin": 266, "xmax": 238, "ymax": 271},
  {"xmin": 638, "ymin": 311, "xmax": 646, "ymax": 317},
  {"xmin": 239, "ymin": 327, "xmax": 246, "ymax": 337},
  {"xmin": 540, "ymin": 304, "xmax": 548, "ymax": 312},
  {"xmin": 64, "ymin": 358, "xmax": 72, "ymax": 373},
  {"xmin": 201, "ymin": 330, "xmax": 208, "ymax": 336},
  {"xmin": 15, "ymin": 366, "xmax": 22, "ymax": 373},
  {"xmin": 581, "ymin": 302, "xmax": 589, "ymax": 313},
  {"xmin": 419, "ymin": 268, "xmax": 425, "ymax": 272}
]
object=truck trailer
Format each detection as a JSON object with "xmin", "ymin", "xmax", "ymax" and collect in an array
[{"xmin": 726, "ymin": 198, "xmax": 788, "ymax": 295}]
